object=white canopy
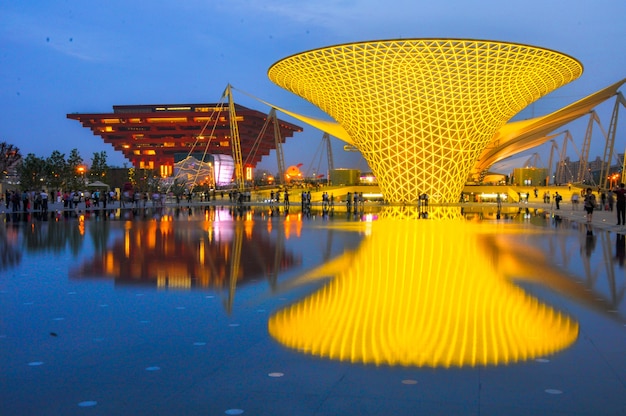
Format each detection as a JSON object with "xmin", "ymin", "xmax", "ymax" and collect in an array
[{"xmin": 86, "ymin": 181, "xmax": 110, "ymax": 189}]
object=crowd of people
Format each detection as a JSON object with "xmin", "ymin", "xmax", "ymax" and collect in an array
[
  {"xmin": 587, "ymin": 183, "xmax": 626, "ymax": 225},
  {"xmin": 3, "ymin": 189, "xmax": 119, "ymax": 213},
  {"xmin": 539, "ymin": 184, "xmax": 626, "ymax": 225}
]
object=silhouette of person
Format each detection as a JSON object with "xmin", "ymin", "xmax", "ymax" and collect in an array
[
  {"xmin": 614, "ymin": 183, "xmax": 626, "ymax": 226},
  {"xmin": 583, "ymin": 188, "xmax": 596, "ymax": 223}
]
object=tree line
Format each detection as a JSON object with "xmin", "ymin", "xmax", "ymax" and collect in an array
[{"xmin": 1, "ymin": 141, "xmax": 110, "ymax": 192}]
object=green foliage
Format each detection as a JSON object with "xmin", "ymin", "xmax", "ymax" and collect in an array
[
  {"xmin": 170, "ymin": 178, "xmax": 187, "ymax": 197},
  {"xmin": 130, "ymin": 168, "xmax": 161, "ymax": 193},
  {"xmin": 15, "ymin": 148, "xmax": 88, "ymax": 192},
  {"xmin": 146, "ymin": 173, "xmax": 162, "ymax": 194},
  {"xmin": 89, "ymin": 151, "xmax": 108, "ymax": 182},
  {"xmin": 66, "ymin": 149, "xmax": 85, "ymax": 191},
  {"xmin": 18, "ymin": 153, "xmax": 46, "ymax": 190},
  {"xmin": 0, "ymin": 141, "xmax": 22, "ymax": 180},
  {"xmin": 128, "ymin": 167, "xmax": 137, "ymax": 188},
  {"xmin": 45, "ymin": 150, "xmax": 67, "ymax": 190}
]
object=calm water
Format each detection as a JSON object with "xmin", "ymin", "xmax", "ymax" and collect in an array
[{"xmin": 1, "ymin": 205, "xmax": 625, "ymax": 415}]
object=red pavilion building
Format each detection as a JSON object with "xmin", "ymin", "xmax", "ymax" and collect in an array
[{"xmin": 67, "ymin": 103, "xmax": 303, "ymax": 177}]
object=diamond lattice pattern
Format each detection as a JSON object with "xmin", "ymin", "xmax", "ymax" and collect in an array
[{"xmin": 269, "ymin": 39, "xmax": 582, "ymax": 203}]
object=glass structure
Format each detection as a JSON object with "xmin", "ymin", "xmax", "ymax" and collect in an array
[{"xmin": 268, "ymin": 39, "xmax": 583, "ymax": 203}]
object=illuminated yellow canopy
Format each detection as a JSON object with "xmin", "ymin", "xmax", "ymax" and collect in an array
[
  {"xmin": 473, "ymin": 78, "xmax": 626, "ymax": 176},
  {"xmin": 268, "ymin": 218, "xmax": 579, "ymax": 367},
  {"xmin": 269, "ymin": 39, "xmax": 582, "ymax": 203}
]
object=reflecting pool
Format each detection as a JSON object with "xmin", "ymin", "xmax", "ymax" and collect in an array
[{"xmin": 1, "ymin": 205, "xmax": 625, "ymax": 415}]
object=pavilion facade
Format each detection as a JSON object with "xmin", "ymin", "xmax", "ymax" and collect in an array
[{"xmin": 67, "ymin": 103, "xmax": 302, "ymax": 177}]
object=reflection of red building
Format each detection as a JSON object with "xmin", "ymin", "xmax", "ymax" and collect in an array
[
  {"xmin": 70, "ymin": 219, "xmax": 300, "ymax": 290},
  {"xmin": 67, "ymin": 103, "xmax": 302, "ymax": 176}
]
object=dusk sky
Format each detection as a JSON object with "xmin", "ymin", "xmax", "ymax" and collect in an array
[{"xmin": 1, "ymin": 0, "xmax": 625, "ymax": 174}]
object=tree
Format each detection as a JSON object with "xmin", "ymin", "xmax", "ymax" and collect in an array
[
  {"xmin": 45, "ymin": 150, "xmax": 67, "ymax": 191},
  {"xmin": 66, "ymin": 149, "xmax": 84, "ymax": 191},
  {"xmin": 89, "ymin": 151, "xmax": 108, "ymax": 183},
  {"xmin": 18, "ymin": 153, "xmax": 46, "ymax": 190},
  {"xmin": 131, "ymin": 168, "xmax": 161, "ymax": 193},
  {"xmin": 146, "ymin": 174, "xmax": 162, "ymax": 194},
  {"xmin": 170, "ymin": 178, "xmax": 187, "ymax": 198},
  {"xmin": 254, "ymin": 169, "xmax": 273, "ymax": 186},
  {"xmin": 128, "ymin": 167, "xmax": 137, "ymax": 189},
  {"xmin": 0, "ymin": 141, "xmax": 22, "ymax": 181}
]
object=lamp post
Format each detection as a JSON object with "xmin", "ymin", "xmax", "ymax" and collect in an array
[{"xmin": 77, "ymin": 166, "xmax": 86, "ymax": 188}]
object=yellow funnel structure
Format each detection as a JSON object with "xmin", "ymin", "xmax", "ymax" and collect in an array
[
  {"xmin": 268, "ymin": 39, "xmax": 583, "ymax": 203},
  {"xmin": 268, "ymin": 218, "xmax": 579, "ymax": 367}
]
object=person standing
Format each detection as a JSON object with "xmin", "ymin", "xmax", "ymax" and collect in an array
[
  {"xmin": 615, "ymin": 183, "xmax": 626, "ymax": 226},
  {"xmin": 583, "ymin": 188, "xmax": 596, "ymax": 223},
  {"xmin": 554, "ymin": 192, "xmax": 562, "ymax": 210},
  {"xmin": 22, "ymin": 190, "xmax": 29, "ymax": 211},
  {"xmin": 571, "ymin": 192, "xmax": 579, "ymax": 210},
  {"xmin": 40, "ymin": 189, "xmax": 49, "ymax": 214}
]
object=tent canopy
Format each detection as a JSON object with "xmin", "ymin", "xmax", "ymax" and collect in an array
[{"xmin": 87, "ymin": 181, "xmax": 110, "ymax": 189}]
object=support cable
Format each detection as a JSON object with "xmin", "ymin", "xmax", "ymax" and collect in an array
[
  {"xmin": 224, "ymin": 84, "xmax": 245, "ymax": 192},
  {"xmin": 600, "ymin": 93, "xmax": 625, "ymax": 189}
]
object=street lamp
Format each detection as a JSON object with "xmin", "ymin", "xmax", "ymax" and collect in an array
[{"xmin": 77, "ymin": 166, "xmax": 86, "ymax": 186}]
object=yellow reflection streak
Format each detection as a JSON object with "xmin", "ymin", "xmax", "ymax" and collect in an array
[{"xmin": 268, "ymin": 218, "xmax": 578, "ymax": 367}]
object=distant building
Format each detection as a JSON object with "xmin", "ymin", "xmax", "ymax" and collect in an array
[
  {"xmin": 554, "ymin": 154, "xmax": 623, "ymax": 185},
  {"xmin": 513, "ymin": 167, "xmax": 548, "ymax": 186},
  {"xmin": 67, "ymin": 103, "xmax": 302, "ymax": 178},
  {"xmin": 330, "ymin": 169, "xmax": 361, "ymax": 186}
]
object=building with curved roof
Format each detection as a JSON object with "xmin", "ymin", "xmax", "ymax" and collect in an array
[{"xmin": 268, "ymin": 39, "xmax": 583, "ymax": 203}]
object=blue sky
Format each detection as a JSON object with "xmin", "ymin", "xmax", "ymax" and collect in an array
[{"xmin": 1, "ymin": 0, "xmax": 625, "ymax": 174}]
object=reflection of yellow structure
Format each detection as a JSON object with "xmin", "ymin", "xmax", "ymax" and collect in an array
[
  {"xmin": 268, "ymin": 218, "xmax": 579, "ymax": 367},
  {"xmin": 268, "ymin": 39, "xmax": 582, "ymax": 203}
]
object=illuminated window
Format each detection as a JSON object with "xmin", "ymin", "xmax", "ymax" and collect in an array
[
  {"xmin": 146, "ymin": 117, "xmax": 187, "ymax": 123},
  {"xmin": 160, "ymin": 165, "xmax": 172, "ymax": 177}
]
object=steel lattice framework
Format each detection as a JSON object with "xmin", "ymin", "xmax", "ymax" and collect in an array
[{"xmin": 269, "ymin": 39, "xmax": 583, "ymax": 203}]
